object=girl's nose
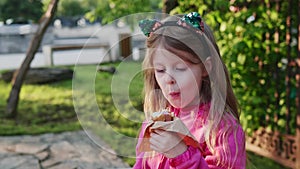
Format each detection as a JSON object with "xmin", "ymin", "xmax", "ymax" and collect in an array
[{"xmin": 165, "ymin": 72, "xmax": 176, "ymax": 84}]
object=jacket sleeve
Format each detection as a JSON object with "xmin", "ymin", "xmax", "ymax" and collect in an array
[
  {"xmin": 169, "ymin": 145, "xmax": 209, "ymax": 168},
  {"xmin": 133, "ymin": 149, "xmax": 146, "ymax": 169},
  {"xmin": 169, "ymin": 125, "xmax": 246, "ymax": 169},
  {"xmin": 133, "ymin": 122, "xmax": 148, "ymax": 169}
]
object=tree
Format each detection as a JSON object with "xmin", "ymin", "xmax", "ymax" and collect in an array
[
  {"xmin": 85, "ymin": 0, "xmax": 161, "ymax": 24},
  {"xmin": 162, "ymin": 0, "xmax": 178, "ymax": 14},
  {"xmin": 0, "ymin": 0, "xmax": 43, "ymax": 24},
  {"xmin": 5, "ymin": 0, "xmax": 59, "ymax": 118},
  {"xmin": 56, "ymin": 0, "xmax": 88, "ymax": 17}
]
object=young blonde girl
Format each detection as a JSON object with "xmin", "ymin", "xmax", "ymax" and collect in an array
[{"xmin": 134, "ymin": 12, "xmax": 246, "ymax": 169}]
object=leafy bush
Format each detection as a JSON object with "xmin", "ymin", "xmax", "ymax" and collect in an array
[{"xmin": 172, "ymin": 0, "xmax": 298, "ymax": 135}]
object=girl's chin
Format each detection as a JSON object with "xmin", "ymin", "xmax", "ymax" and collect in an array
[
  {"xmin": 168, "ymin": 100, "xmax": 201, "ymax": 110},
  {"xmin": 168, "ymin": 101, "xmax": 184, "ymax": 109}
]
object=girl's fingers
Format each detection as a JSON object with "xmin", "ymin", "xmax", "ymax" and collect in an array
[{"xmin": 151, "ymin": 129, "xmax": 165, "ymax": 135}]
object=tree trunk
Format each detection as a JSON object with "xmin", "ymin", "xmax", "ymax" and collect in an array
[
  {"xmin": 162, "ymin": 0, "xmax": 178, "ymax": 14},
  {"xmin": 5, "ymin": 0, "xmax": 59, "ymax": 118}
]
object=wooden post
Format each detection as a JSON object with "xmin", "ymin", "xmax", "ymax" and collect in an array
[
  {"xmin": 43, "ymin": 45, "xmax": 54, "ymax": 66},
  {"xmin": 119, "ymin": 33, "xmax": 132, "ymax": 58}
]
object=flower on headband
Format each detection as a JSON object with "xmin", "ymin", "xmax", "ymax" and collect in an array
[
  {"xmin": 139, "ymin": 19, "xmax": 162, "ymax": 37},
  {"xmin": 139, "ymin": 12, "xmax": 204, "ymax": 37},
  {"xmin": 179, "ymin": 12, "xmax": 204, "ymax": 32}
]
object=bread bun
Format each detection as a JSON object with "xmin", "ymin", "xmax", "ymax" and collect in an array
[{"xmin": 151, "ymin": 109, "xmax": 174, "ymax": 122}]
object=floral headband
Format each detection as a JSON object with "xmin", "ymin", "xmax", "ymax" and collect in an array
[{"xmin": 139, "ymin": 12, "xmax": 205, "ymax": 37}]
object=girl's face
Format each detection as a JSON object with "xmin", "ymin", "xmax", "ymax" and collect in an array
[{"xmin": 152, "ymin": 48, "xmax": 205, "ymax": 111}]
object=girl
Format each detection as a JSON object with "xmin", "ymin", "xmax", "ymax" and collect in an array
[{"xmin": 134, "ymin": 12, "xmax": 246, "ymax": 169}]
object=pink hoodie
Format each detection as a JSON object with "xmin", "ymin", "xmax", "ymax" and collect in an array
[{"xmin": 133, "ymin": 103, "xmax": 246, "ymax": 169}]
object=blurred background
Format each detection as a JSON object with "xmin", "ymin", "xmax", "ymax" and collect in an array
[{"xmin": 0, "ymin": 0, "xmax": 299, "ymax": 168}]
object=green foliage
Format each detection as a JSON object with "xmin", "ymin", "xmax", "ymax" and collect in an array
[
  {"xmin": 56, "ymin": 0, "xmax": 89, "ymax": 17},
  {"xmin": 85, "ymin": 0, "xmax": 161, "ymax": 24},
  {"xmin": 172, "ymin": 0, "xmax": 298, "ymax": 135},
  {"xmin": 0, "ymin": 0, "xmax": 43, "ymax": 23}
]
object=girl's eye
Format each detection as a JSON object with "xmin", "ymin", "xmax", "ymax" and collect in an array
[
  {"xmin": 155, "ymin": 68, "xmax": 165, "ymax": 73},
  {"xmin": 175, "ymin": 67, "xmax": 187, "ymax": 71}
]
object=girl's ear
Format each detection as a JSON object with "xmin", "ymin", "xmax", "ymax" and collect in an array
[{"xmin": 202, "ymin": 57, "xmax": 212, "ymax": 77}]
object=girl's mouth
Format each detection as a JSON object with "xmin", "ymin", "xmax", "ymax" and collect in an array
[{"xmin": 169, "ymin": 92, "xmax": 180, "ymax": 98}]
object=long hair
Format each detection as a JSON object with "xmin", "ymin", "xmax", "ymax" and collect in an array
[{"xmin": 141, "ymin": 15, "xmax": 242, "ymax": 168}]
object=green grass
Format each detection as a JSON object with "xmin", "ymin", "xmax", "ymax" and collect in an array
[
  {"xmin": 0, "ymin": 61, "xmax": 290, "ymax": 168},
  {"xmin": 0, "ymin": 78, "xmax": 81, "ymax": 135},
  {"xmin": 246, "ymin": 152, "xmax": 289, "ymax": 169}
]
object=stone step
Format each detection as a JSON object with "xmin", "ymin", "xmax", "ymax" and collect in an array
[{"xmin": 0, "ymin": 131, "xmax": 130, "ymax": 169}]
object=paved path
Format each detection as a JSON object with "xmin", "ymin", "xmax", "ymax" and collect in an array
[{"xmin": 0, "ymin": 131, "xmax": 130, "ymax": 169}]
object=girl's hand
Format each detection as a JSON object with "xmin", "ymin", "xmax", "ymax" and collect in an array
[{"xmin": 149, "ymin": 129, "xmax": 187, "ymax": 158}]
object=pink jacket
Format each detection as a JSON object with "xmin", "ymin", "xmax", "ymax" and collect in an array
[{"xmin": 133, "ymin": 103, "xmax": 246, "ymax": 169}]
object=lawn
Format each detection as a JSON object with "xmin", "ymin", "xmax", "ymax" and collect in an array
[{"xmin": 0, "ymin": 61, "xmax": 289, "ymax": 168}]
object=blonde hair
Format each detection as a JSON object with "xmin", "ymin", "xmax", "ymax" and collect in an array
[{"xmin": 142, "ymin": 15, "xmax": 241, "ymax": 168}]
